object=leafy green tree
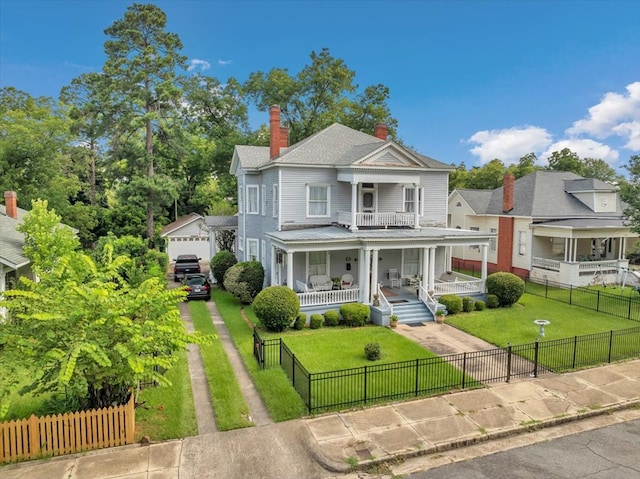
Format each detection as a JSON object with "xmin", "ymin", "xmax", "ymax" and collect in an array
[
  {"xmin": 466, "ymin": 159, "xmax": 507, "ymax": 190},
  {"xmin": 508, "ymin": 152, "xmax": 541, "ymax": 179},
  {"xmin": 448, "ymin": 162, "xmax": 469, "ymax": 191},
  {"xmin": 244, "ymin": 48, "xmax": 397, "ymax": 144},
  {"xmin": 546, "ymin": 148, "xmax": 583, "ymax": 175},
  {"xmin": 581, "ymin": 157, "xmax": 621, "ymax": 183},
  {"xmin": 620, "ymin": 155, "xmax": 640, "ymax": 234},
  {"xmin": 101, "ymin": 3, "xmax": 187, "ymax": 246}
]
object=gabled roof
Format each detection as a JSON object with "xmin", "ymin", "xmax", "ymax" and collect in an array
[
  {"xmin": 204, "ymin": 215, "xmax": 238, "ymax": 229},
  {"xmin": 232, "ymin": 123, "xmax": 452, "ymax": 172},
  {"xmin": 0, "ymin": 203, "xmax": 30, "ymax": 269},
  {"xmin": 455, "ymin": 171, "xmax": 624, "ymax": 219},
  {"xmin": 160, "ymin": 213, "xmax": 203, "ymax": 237}
]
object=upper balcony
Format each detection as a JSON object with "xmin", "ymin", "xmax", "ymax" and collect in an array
[{"xmin": 337, "ymin": 211, "xmax": 417, "ymax": 229}]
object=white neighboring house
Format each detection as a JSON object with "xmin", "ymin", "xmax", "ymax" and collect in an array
[
  {"xmin": 160, "ymin": 213, "xmax": 237, "ymax": 263},
  {"xmin": 230, "ymin": 106, "xmax": 493, "ymax": 321}
]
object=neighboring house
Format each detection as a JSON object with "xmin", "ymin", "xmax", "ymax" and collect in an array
[
  {"xmin": 448, "ymin": 172, "xmax": 640, "ymax": 287},
  {"xmin": 0, "ymin": 191, "xmax": 31, "ymax": 296},
  {"xmin": 230, "ymin": 105, "xmax": 492, "ymax": 320},
  {"xmin": 160, "ymin": 213, "xmax": 237, "ymax": 262}
]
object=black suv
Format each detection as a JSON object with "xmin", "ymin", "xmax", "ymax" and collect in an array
[{"xmin": 182, "ymin": 274, "xmax": 211, "ymax": 301}]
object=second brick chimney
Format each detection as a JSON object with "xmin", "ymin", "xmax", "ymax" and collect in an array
[
  {"xmin": 374, "ymin": 123, "xmax": 388, "ymax": 140},
  {"xmin": 269, "ymin": 105, "xmax": 289, "ymax": 159},
  {"xmin": 502, "ymin": 174, "xmax": 515, "ymax": 213},
  {"xmin": 4, "ymin": 191, "xmax": 17, "ymax": 219}
]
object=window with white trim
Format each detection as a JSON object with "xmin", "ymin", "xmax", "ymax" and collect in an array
[
  {"xmin": 490, "ymin": 228, "xmax": 497, "ymax": 252},
  {"xmin": 518, "ymin": 231, "xmax": 527, "ymax": 256},
  {"xmin": 307, "ymin": 185, "xmax": 330, "ymax": 217},
  {"xmin": 403, "ymin": 187, "xmax": 423, "ymax": 213},
  {"xmin": 308, "ymin": 251, "xmax": 327, "ymax": 276},
  {"xmin": 238, "ymin": 186, "xmax": 243, "ymax": 214},
  {"xmin": 469, "ymin": 226, "xmax": 480, "ymax": 250},
  {"xmin": 261, "ymin": 185, "xmax": 266, "ymax": 216},
  {"xmin": 272, "ymin": 185, "xmax": 278, "ymax": 217},
  {"xmin": 247, "ymin": 238, "xmax": 259, "ymax": 261},
  {"xmin": 261, "ymin": 240, "xmax": 266, "ymax": 263},
  {"xmin": 238, "ymin": 235, "xmax": 244, "ymax": 252},
  {"xmin": 246, "ymin": 185, "xmax": 259, "ymax": 214},
  {"xmin": 402, "ymin": 249, "xmax": 420, "ymax": 277}
]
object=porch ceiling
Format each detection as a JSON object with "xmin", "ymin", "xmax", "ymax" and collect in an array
[{"xmin": 265, "ymin": 225, "xmax": 492, "ymax": 249}]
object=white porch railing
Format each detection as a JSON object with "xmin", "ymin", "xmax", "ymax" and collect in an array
[
  {"xmin": 297, "ymin": 288, "xmax": 360, "ymax": 307},
  {"xmin": 531, "ymin": 257, "xmax": 561, "ymax": 271},
  {"xmin": 433, "ymin": 278, "xmax": 484, "ymax": 296},
  {"xmin": 417, "ymin": 284, "xmax": 437, "ymax": 315},
  {"xmin": 376, "ymin": 283, "xmax": 392, "ymax": 314},
  {"xmin": 337, "ymin": 211, "xmax": 415, "ymax": 228},
  {"xmin": 577, "ymin": 260, "xmax": 620, "ymax": 273}
]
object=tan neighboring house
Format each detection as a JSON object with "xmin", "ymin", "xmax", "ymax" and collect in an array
[
  {"xmin": 448, "ymin": 172, "xmax": 639, "ymax": 287},
  {"xmin": 0, "ymin": 191, "xmax": 32, "ymax": 300}
]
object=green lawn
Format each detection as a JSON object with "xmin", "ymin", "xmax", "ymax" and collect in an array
[
  {"xmin": 211, "ymin": 288, "xmax": 308, "ymax": 421},
  {"xmin": 135, "ymin": 348, "xmax": 198, "ymax": 441},
  {"xmin": 188, "ymin": 300, "xmax": 254, "ymax": 431}
]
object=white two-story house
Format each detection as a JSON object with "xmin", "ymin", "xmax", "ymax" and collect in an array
[{"xmin": 230, "ymin": 106, "xmax": 492, "ymax": 322}]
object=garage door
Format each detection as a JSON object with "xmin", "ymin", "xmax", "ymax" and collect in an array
[{"xmin": 167, "ymin": 237, "xmax": 210, "ymax": 263}]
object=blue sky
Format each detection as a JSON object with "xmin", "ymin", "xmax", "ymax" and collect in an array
[{"xmin": 1, "ymin": 0, "xmax": 639, "ymax": 173}]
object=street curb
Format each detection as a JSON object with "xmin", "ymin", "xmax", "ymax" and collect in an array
[{"xmin": 307, "ymin": 398, "xmax": 640, "ymax": 473}]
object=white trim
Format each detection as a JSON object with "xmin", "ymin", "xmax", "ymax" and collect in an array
[
  {"xmin": 272, "ymin": 184, "xmax": 278, "ymax": 218},
  {"xmin": 247, "ymin": 238, "xmax": 259, "ymax": 261},
  {"xmin": 403, "ymin": 185, "xmax": 423, "ymax": 213},
  {"xmin": 261, "ymin": 185, "xmax": 266, "ymax": 216},
  {"xmin": 246, "ymin": 185, "xmax": 259, "ymax": 215},
  {"xmin": 306, "ymin": 184, "xmax": 330, "ymax": 218}
]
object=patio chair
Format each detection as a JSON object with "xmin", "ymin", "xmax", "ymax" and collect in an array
[
  {"xmin": 341, "ymin": 273, "xmax": 354, "ymax": 289},
  {"xmin": 388, "ymin": 269, "xmax": 401, "ymax": 288}
]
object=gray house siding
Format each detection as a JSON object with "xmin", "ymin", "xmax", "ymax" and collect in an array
[
  {"xmin": 280, "ymin": 168, "xmax": 338, "ymax": 227},
  {"xmin": 421, "ymin": 172, "xmax": 448, "ymax": 226}
]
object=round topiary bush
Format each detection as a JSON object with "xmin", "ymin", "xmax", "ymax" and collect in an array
[
  {"xmin": 252, "ymin": 286, "xmax": 300, "ymax": 332},
  {"xmin": 474, "ymin": 299, "xmax": 486, "ymax": 311},
  {"xmin": 339, "ymin": 303, "xmax": 370, "ymax": 327},
  {"xmin": 462, "ymin": 296, "xmax": 475, "ymax": 313},
  {"xmin": 323, "ymin": 310, "xmax": 340, "ymax": 327},
  {"xmin": 485, "ymin": 272, "xmax": 525, "ymax": 307},
  {"xmin": 310, "ymin": 314, "xmax": 323, "ymax": 329},
  {"xmin": 438, "ymin": 294, "xmax": 463, "ymax": 314},
  {"xmin": 364, "ymin": 342, "xmax": 381, "ymax": 361},
  {"xmin": 486, "ymin": 294, "xmax": 500, "ymax": 308},
  {"xmin": 211, "ymin": 251, "xmax": 237, "ymax": 286},
  {"xmin": 223, "ymin": 261, "xmax": 264, "ymax": 304},
  {"xmin": 294, "ymin": 312, "xmax": 306, "ymax": 330}
]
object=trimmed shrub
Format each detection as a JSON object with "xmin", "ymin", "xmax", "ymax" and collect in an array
[
  {"xmin": 252, "ymin": 286, "xmax": 300, "ymax": 332},
  {"xmin": 364, "ymin": 342, "xmax": 381, "ymax": 361},
  {"xmin": 310, "ymin": 314, "xmax": 323, "ymax": 329},
  {"xmin": 323, "ymin": 310, "xmax": 340, "ymax": 327},
  {"xmin": 340, "ymin": 303, "xmax": 370, "ymax": 327},
  {"xmin": 224, "ymin": 261, "xmax": 264, "ymax": 304},
  {"xmin": 474, "ymin": 299, "xmax": 486, "ymax": 311},
  {"xmin": 211, "ymin": 251, "xmax": 237, "ymax": 286},
  {"xmin": 486, "ymin": 294, "xmax": 500, "ymax": 309},
  {"xmin": 438, "ymin": 294, "xmax": 463, "ymax": 315},
  {"xmin": 294, "ymin": 312, "xmax": 306, "ymax": 330},
  {"xmin": 486, "ymin": 272, "xmax": 525, "ymax": 307},
  {"xmin": 462, "ymin": 296, "xmax": 475, "ymax": 313}
]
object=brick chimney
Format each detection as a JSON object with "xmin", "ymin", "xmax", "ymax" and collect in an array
[
  {"xmin": 269, "ymin": 105, "xmax": 289, "ymax": 159},
  {"xmin": 4, "ymin": 191, "xmax": 17, "ymax": 219},
  {"xmin": 502, "ymin": 174, "xmax": 515, "ymax": 213},
  {"xmin": 374, "ymin": 123, "xmax": 388, "ymax": 140}
]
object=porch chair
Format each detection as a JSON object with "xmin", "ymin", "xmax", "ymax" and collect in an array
[
  {"xmin": 388, "ymin": 269, "xmax": 401, "ymax": 288},
  {"xmin": 340, "ymin": 273, "xmax": 354, "ymax": 289}
]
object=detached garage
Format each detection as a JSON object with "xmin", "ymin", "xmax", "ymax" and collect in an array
[{"xmin": 161, "ymin": 213, "xmax": 238, "ymax": 264}]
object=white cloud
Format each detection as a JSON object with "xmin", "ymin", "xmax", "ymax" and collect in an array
[
  {"xmin": 541, "ymin": 138, "xmax": 619, "ymax": 164},
  {"xmin": 218, "ymin": 59, "xmax": 232, "ymax": 66},
  {"xmin": 467, "ymin": 126, "xmax": 553, "ymax": 165},
  {"xmin": 566, "ymin": 81, "xmax": 640, "ymax": 151},
  {"xmin": 187, "ymin": 59, "xmax": 211, "ymax": 72}
]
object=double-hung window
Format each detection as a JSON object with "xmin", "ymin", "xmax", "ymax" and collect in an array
[
  {"xmin": 403, "ymin": 187, "xmax": 423, "ymax": 213},
  {"xmin": 469, "ymin": 226, "xmax": 480, "ymax": 250},
  {"xmin": 238, "ymin": 186, "xmax": 243, "ymax": 214},
  {"xmin": 272, "ymin": 185, "xmax": 278, "ymax": 217},
  {"xmin": 308, "ymin": 251, "xmax": 327, "ymax": 276},
  {"xmin": 402, "ymin": 249, "xmax": 420, "ymax": 277},
  {"xmin": 490, "ymin": 228, "xmax": 497, "ymax": 252},
  {"xmin": 246, "ymin": 185, "xmax": 259, "ymax": 214},
  {"xmin": 247, "ymin": 238, "xmax": 259, "ymax": 261},
  {"xmin": 307, "ymin": 185, "xmax": 329, "ymax": 217},
  {"xmin": 261, "ymin": 185, "xmax": 266, "ymax": 216},
  {"xmin": 518, "ymin": 231, "xmax": 527, "ymax": 256}
]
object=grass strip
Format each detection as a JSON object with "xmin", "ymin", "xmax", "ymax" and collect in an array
[
  {"xmin": 211, "ymin": 288, "xmax": 308, "ymax": 421},
  {"xmin": 135, "ymin": 348, "xmax": 198, "ymax": 441},
  {"xmin": 188, "ymin": 300, "xmax": 254, "ymax": 431}
]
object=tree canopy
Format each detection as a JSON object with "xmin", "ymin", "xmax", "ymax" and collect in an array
[{"xmin": 620, "ymin": 155, "xmax": 640, "ymax": 234}]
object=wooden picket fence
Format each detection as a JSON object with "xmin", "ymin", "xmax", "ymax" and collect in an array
[{"xmin": 1, "ymin": 394, "xmax": 135, "ymax": 463}]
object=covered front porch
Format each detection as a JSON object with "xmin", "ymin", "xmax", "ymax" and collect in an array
[
  {"xmin": 266, "ymin": 226, "xmax": 491, "ymax": 309},
  {"xmin": 529, "ymin": 221, "xmax": 636, "ymax": 287}
]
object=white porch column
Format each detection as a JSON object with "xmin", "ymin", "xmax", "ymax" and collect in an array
[
  {"xmin": 286, "ymin": 251, "xmax": 294, "ymax": 289},
  {"xmin": 422, "ymin": 247, "xmax": 429, "ymax": 287},
  {"xmin": 210, "ymin": 230, "xmax": 217, "ymax": 260},
  {"xmin": 481, "ymin": 244, "xmax": 488, "ymax": 288},
  {"xmin": 271, "ymin": 245, "xmax": 276, "ymax": 286},
  {"xmin": 371, "ymin": 248, "xmax": 379, "ymax": 296},
  {"xmin": 564, "ymin": 238, "xmax": 569, "ymax": 262},
  {"xmin": 358, "ymin": 248, "xmax": 366, "ymax": 302},
  {"xmin": 350, "ymin": 182, "xmax": 358, "ymax": 231},
  {"xmin": 363, "ymin": 249, "xmax": 371, "ymax": 304},
  {"xmin": 413, "ymin": 184, "xmax": 420, "ymax": 229},
  {"xmin": 428, "ymin": 247, "xmax": 436, "ymax": 291},
  {"xmin": 573, "ymin": 238, "xmax": 578, "ymax": 262}
]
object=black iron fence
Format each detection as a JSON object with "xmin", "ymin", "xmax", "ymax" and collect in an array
[
  {"xmin": 252, "ymin": 326, "xmax": 640, "ymax": 414},
  {"xmin": 525, "ymin": 278, "xmax": 640, "ymax": 322}
]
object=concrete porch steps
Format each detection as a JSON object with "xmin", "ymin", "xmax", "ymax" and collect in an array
[{"xmin": 391, "ymin": 299, "xmax": 433, "ymax": 323}]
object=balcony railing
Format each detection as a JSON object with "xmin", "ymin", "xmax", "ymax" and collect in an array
[
  {"xmin": 530, "ymin": 257, "xmax": 629, "ymax": 287},
  {"xmin": 337, "ymin": 211, "xmax": 415, "ymax": 228}
]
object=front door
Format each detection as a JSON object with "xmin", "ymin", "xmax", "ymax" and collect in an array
[{"xmin": 360, "ymin": 184, "xmax": 377, "ymax": 213}]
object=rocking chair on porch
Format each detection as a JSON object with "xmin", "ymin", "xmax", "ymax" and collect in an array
[{"xmin": 388, "ymin": 269, "xmax": 401, "ymax": 288}]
